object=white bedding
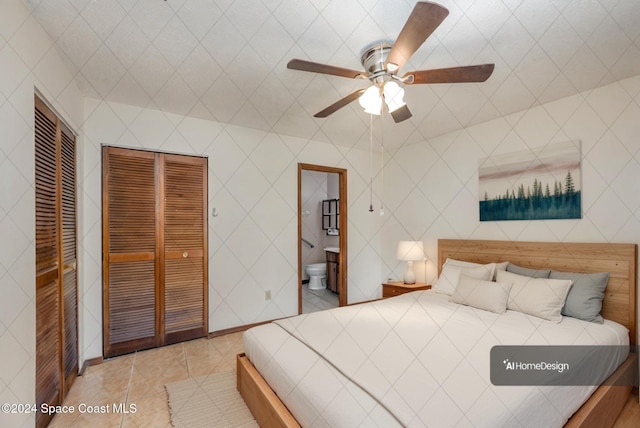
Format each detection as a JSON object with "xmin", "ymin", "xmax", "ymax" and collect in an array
[{"xmin": 243, "ymin": 290, "xmax": 629, "ymax": 427}]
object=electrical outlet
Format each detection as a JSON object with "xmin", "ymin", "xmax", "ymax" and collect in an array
[{"xmin": 265, "ymin": 290, "xmax": 271, "ymax": 300}]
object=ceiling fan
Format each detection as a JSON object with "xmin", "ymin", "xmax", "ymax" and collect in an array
[{"xmin": 287, "ymin": 1, "xmax": 495, "ymax": 123}]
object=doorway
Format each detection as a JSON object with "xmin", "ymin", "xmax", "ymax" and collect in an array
[{"xmin": 298, "ymin": 163, "xmax": 347, "ymax": 313}]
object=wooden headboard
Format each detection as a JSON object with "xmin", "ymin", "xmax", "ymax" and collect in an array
[{"xmin": 438, "ymin": 239, "xmax": 638, "ymax": 345}]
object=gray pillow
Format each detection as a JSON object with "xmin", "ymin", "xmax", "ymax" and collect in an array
[
  {"xmin": 550, "ymin": 270, "xmax": 610, "ymax": 324},
  {"xmin": 506, "ymin": 263, "xmax": 550, "ymax": 278}
]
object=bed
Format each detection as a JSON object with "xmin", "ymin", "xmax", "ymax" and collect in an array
[{"xmin": 237, "ymin": 239, "xmax": 638, "ymax": 427}]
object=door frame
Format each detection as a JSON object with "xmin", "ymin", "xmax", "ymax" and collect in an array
[{"xmin": 298, "ymin": 163, "xmax": 347, "ymax": 312}]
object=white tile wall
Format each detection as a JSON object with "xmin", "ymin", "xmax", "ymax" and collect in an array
[
  {"xmin": 383, "ymin": 76, "xmax": 640, "ymax": 348},
  {"xmin": 0, "ymin": 1, "xmax": 84, "ymax": 427},
  {"xmin": 2, "ymin": 1, "xmax": 640, "ymax": 425},
  {"xmin": 81, "ymin": 99, "xmax": 379, "ymax": 360}
]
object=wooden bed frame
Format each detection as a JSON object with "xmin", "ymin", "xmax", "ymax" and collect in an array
[{"xmin": 237, "ymin": 239, "xmax": 638, "ymax": 428}]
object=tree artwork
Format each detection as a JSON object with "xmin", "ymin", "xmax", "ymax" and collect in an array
[{"xmin": 478, "ymin": 142, "xmax": 581, "ymax": 221}]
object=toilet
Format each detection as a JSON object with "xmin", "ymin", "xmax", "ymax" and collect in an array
[{"xmin": 305, "ymin": 263, "xmax": 327, "ymax": 290}]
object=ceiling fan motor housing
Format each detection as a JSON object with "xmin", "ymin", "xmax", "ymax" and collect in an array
[{"xmin": 361, "ymin": 43, "xmax": 393, "ymax": 82}]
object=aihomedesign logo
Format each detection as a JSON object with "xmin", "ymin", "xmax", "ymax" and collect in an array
[
  {"xmin": 491, "ymin": 345, "xmax": 633, "ymax": 386},
  {"xmin": 503, "ymin": 358, "xmax": 570, "ymax": 374}
]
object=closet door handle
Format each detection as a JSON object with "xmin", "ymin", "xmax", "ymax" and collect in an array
[{"xmin": 182, "ymin": 251, "xmax": 189, "ymax": 258}]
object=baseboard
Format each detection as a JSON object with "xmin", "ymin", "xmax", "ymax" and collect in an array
[
  {"xmin": 209, "ymin": 324, "xmax": 258, "ymax": 338},
  {"xmin": 79, "ymin": 356, "xmax": 104, "ymax": 375},
  {"xmin": 208, "ymin": 317, "xmax": 285, "ymax": 338},
  {"xmin": 346, "ymin": 298, "xmax": 381, "ymax": 306}
]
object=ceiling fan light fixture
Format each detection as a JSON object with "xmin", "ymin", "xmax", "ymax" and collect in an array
[
  {"xmin": 359, "ymin": 85, "xmax": 382, "ymax": 115},
  {"xmin": 383, "ymin": 81, "xmax": 406, "ymax": 113},
  {"xmin": 287, "ymin": 2, "xmax": 494, "ymax": 122}
]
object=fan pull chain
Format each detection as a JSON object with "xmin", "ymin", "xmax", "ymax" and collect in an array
[
  {"xmin": 380, "ymin": 111, "xmax": 385, "ymax": 216},
  {"xmin": 368, "ymin": 113, "xmax": 374, "ymax": 213}
]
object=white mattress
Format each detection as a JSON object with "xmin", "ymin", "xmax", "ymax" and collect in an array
[{"xmin": 243, "ymin": 290, "xmax": 629, "ymax": 428}]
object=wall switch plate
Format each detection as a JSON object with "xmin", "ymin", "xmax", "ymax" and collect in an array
[{"xmin": 265, "ymin": 290, "xmax": 271, "ymax": 300}]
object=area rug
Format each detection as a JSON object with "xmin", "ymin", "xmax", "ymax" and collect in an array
[{"xmin": 165, "ymin": 371, "xmax": 258, "ymax": 427}]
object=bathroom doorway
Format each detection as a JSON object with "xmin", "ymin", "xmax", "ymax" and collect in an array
[{"xmin": 298, "ymin": 163, "xmax": 347, "ymax": 314}]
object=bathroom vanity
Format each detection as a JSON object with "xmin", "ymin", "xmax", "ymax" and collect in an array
[{"xmin": 325, "ymin": 248, "xmax": 339, "ymax": 294}]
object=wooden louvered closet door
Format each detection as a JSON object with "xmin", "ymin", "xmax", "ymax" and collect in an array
[
  {"xmin": 60, "ymin": 121, "xmax": 78, "ymax": 393},
  {"xmin": 162, "ymin": 154, "xmax": 208, "ymax": 344},
  {"xmin": 103, "ymin": 148, "xmax": 157, "ymax": 357},
  {"xmin": 35, "ymin": 96, "xmax": 78, "ymax": 428},
  {"xmin": 103, "ymin": 148, "xmax": 207, "ymax": 358}
]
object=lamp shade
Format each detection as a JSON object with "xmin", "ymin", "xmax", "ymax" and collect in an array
[
  {"xmin": 383, "ymin": 81, "xmax": 406, "ymax": 113},
  {"xmin": 396, "ymin": 241, "xmax": 424, "ymax": 261},
  {"xmin": 359, "ymin": 85, "xmax": 382, "ymax": 115}
]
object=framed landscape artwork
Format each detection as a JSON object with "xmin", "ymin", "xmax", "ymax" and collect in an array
[{"xmin": 479, "ymin": 141, "xmax": 581, "ymax": 221}]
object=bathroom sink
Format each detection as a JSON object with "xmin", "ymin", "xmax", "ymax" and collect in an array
[{"xmin": 324, "ymin": 247, "xmax": 340, "ymax": 253}]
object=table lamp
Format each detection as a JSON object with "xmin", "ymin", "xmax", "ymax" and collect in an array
[{"xmin": 396, "ymin": 241, "xmax": 425, "ymax": 284}]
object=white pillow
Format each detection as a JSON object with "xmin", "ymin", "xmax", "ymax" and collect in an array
[
  {"xmin": 434, "ymin": 263, "xmax": 494, "ymax": 295},
  {"xmin": 497, "ymin": 270, "xmax": 573, "ymax": 323},
  {"xmin": 450, "ymin": 273, "xmax": 513, "ymax": 314},
  {"xmin": 495, "ymin": 261, "xmax": 509, "ymax": 277},
  {"xmin": 443, "ymin": 258, "xmax": 502, "ymax": 281}
]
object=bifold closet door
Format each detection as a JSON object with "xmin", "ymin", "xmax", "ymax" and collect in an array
[
  {"xmin": 35, "ymin": 96, "xmax": 78, "ymax": 428},
  {"xmin": 60, "ymin": 121, "xmax": 79, "ymax": 394},
  {"xmin": 103, "ymin": 148, "xmax": 157, "ymax": 358},
  {"xmin": 35, "ymin": 101, "xmax": 61, "ymax": 424},
  {"xmin": 103, "ymin": 148, "xmax": 207, "ymax": 358},
  {"xmin": 162, "ymin": 154, "xmax": 208, "ymax": 344}
]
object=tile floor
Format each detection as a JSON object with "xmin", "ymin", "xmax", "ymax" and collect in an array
[
  {"xmin": 50, "ymin": 332, "xmax": 245, "ymax": 428},
  {"xmin": 301, "ymin": 283, "xmax": 339, "ymax": 313}
]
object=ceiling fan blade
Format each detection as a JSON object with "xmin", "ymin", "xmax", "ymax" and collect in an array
[
  {"xmin": 385, "ymin": 2, "xmax": 449, "ymax": 71},
  {"xmin": 314, "ymin": 89, "xmax": 366, "ymax": 118},
  {"xmin": 403, "ymin": 64, "xmax": 495, "ymax": 84},
  {"xmin": 288, "ymin": 59, "xmax": 366, "ymax": 79},
  {"xmin": 390, "ymin": 105, "xmax": 412, "ymax": 123}
]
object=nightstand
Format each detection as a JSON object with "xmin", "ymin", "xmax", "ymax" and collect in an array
[{"xmin": 382, "ymin": 281, "xmax": 431, "ymax": 298}]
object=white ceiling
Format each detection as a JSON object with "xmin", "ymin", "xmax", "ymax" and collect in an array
[{"xmin": 28, "ymin": 0, "xmax": 640, "ymax": 150}]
